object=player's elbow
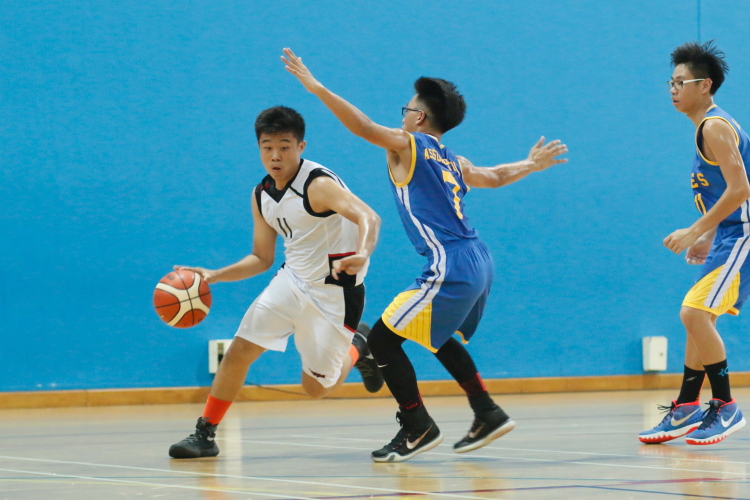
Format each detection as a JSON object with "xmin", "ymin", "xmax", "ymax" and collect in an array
[
  {"xmin": 730, "ymin": 183, "xmax": 750, "ymax": 203},
  {"xmin": 368, "ymin": 211, "xmax": 381, "ymax": 230},
  {"xmin": 256, "ymin": 255, "xmax": 274, "ymax": 272}
]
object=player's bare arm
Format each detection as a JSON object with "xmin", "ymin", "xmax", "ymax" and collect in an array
[
  {"xmin": 281, "ymin": 48, "xmax": 413, "ymax": 180},
  {"xmin": 665, "ymin": 119, "xmax": 750, "ymax": 254},
  {"xmin": 175, "ymin": 196, "xmax": 277, "ymax": 283},
  {"xmin": 306, "ymin": 175, "xmax": 381, "ymax": 279},
  {"xmin": 685, "ymin": 227, "xmax": 717, "ymax": 265},
  {"xmin": 458, "ymin": 137, "xmax": 568, "ymax": 189}
]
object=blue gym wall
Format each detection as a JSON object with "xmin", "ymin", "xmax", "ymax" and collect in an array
[{"xmin": 2, "ymin": 1, "xmax": 749, "ymax": 392}]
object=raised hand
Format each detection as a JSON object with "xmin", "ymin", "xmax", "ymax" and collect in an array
[
  {"xmin": 281, "ymin": 48, "xmax": 323, "ymax": 94},
  {"xmin": 173, "ymin": 265, "xmax": 218, "ymax": 284},
  {"xmin": 528, "ymin": 137, "xmax": 568, "ymax": 171}
]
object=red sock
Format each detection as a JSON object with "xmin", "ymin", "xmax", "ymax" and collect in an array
[
  {"xmin": 348, "ymin": 344, "xmax": 360, "ymax": 367},
  {"xmin": 202, "ymin": 395, "xmax": 233, "ymax": 425}
]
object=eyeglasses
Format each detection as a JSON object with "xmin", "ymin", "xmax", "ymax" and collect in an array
[
  {"xmin": 402, "ymin": 107, "xmax": 427, "ymax": 119},
  {"xmin": 667, "ymin": 79, "xmax": 706, "ymax": 90}
]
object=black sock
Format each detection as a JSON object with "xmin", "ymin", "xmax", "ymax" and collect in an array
[
  {"xmin": 676, "ymin": 365, "xmax": 705, "ymax": 405},
  {"xmin": 434, "ymin": 337, "xmax": 497, "ymax": 415},
  {"xmin": 367, "ymin": 319, "xmax": 426, "ymax": 416},
  {"xmin": 704, "ymin": 360, "xmax": 731, "ymax": 403}
]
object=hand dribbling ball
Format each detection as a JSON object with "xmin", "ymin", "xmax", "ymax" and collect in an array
[{"xmin": 153, "ymin": 269, "xmax": 212, "ymax": 327}]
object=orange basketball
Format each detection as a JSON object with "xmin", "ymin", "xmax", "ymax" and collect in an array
[{"xmin": 153, "ymin": 269, "xmax": 212, "ymax": 328}]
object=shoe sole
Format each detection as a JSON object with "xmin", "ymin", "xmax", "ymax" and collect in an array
[
  {"xmin": 638, "ymin": 423, "xmax": 702, "ymax": 444},
  {"xmin": 686, "ymin": 417, "xmax": 746, "ymax": 445},
  {"xmin": 454, "ymin": 419, "xmax": 516, "ymax": 453},
  {"xmin": 168, "ymin": 445, "xmax": 220, "ymax": 459},
  {"xmin": 371, "ymin": 432, "xmax": 444, "ymax": 463}
]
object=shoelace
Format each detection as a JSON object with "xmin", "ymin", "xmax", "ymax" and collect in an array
[
  {"xmin": 655, "ymin": 402, "xmax": 677, "ymax": 424},
  {"xmin": 356, "ymin": 360, "xmax": 376, "ymax": 377},
  {"xmin": 696, "ymin": 403, "xmax": 721, "ymax": 430},
  {"xmin": 182, "ymin": 432, "xmax": 206, "ymax": 443},
  {"xmin": 385, "ymin": 413, "xmax": 410, "ymax": 447}
]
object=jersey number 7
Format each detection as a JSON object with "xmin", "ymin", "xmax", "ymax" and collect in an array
[{"xmin": 442, "ymin": 170, "xmax": 464, "ymax": 219}]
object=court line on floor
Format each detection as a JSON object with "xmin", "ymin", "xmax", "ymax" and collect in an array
[
  {"xmin": 0, "ymin": 467, "xmax": 319, "ymax": 500},
  {"xmin": 580, "ymin": 485, "xmax": 749, "ymax": 500},
  {"xmin": 489, "ymin": 444, "xmax": 750, "ymax": 465},
  {"xmin": 237, "ymin": 437, "xmax": 750, "ymax": 477},
  {"xmin": 296, "ymin": 434, "xmax": 750, "ymax": 467},
  {"xmin": 0, "ymin": 456, "xmax": 489, "ymax": 500}
]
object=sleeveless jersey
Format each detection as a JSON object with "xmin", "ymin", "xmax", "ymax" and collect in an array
[
  {"xmin": 389, "ymin": 133, "xmax": 478, "ymax": 257},
  {"xmin": 255, "ymin": 159, "xmax": 367, "ymax": 286},
  {"xmin": 692, "ymin": 105, "xmax": 750, "ymax": 227}
]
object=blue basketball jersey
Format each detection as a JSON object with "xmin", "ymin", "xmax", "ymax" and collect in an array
[
  {"xmin": 692, "ymin": 105, "xmax": 750, "ymax": 227},
  {"xmin": 389, "ymin": 133, "xmax": 478, "ymax": 256}
]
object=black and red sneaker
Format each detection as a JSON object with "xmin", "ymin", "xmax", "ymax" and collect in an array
[
  {"xmin": 454, "ymin": 407, "xmax": 515, "ymax": 453},
  {"xmin": 371, "ymin": 409, "xmax": 443, "ymax": 462}
]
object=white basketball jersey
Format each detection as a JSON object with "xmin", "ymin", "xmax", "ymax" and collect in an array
[{"xmin": 255, "ymin": 159, "xmax": 368, "ymax": 286}]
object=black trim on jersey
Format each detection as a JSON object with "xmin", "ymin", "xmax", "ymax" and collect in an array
[
  {"xmin": 303, "ymin": 168, "xmax": 344, "ymax": 218},
  {"xmin": 324, "ymin": 252, "xmax": 358, "ymax": 288},
  {"xmin": 256, "ymin": 159, "xmax": 304, "ymax": 204},
  {"xmin": 343, "ymin": 284, "xmax": 365, "ymax": 331},
  {"xmin": 254, "ymin": 184, "xmax": 263, "ymax": 217}
]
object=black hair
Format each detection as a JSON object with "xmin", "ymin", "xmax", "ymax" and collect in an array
[
  {"xmin": 671, "ymin": 40, "xmax": 728, "ymax": 95},
  {"xmin": 413, "ymin": 77, "xmax": 466, "ymax": 133},
  {"xmin": 254, "ymin": 106, "xmax": 305, "ymax": 142}
]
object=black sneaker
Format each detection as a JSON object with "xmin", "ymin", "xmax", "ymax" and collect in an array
[
  {"xmin": 371, "ymin": 409, "xmax": 443, "ymax": 463},
  {"xmin": 454, "ymin": 407, "xmax": 516, "ymax": 453},
  {"xmin": 352, "ymin": 322, "xmax": 384, "ymax": 393},
  {"xmin": 169, "ymin": 417, "xmax": 220, "ymax": 458}
]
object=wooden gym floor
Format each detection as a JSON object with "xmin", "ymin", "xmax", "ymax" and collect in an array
[{"xmin": 1, "ymin": 388, "xmax": 750, "ymax": 499}]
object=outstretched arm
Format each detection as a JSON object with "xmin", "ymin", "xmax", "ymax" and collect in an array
[
  {"xmin": 459, "ymin": 137, "xmax": 568, "ymax": 188},
  {"xmin": 282, "ymin": 48, "xmax": 411, "ymax": 153},
  {"xmin": 306, "ymin": 176, "xmax": 381, "ymax": 278},
  {"xmin": 175, "ymin": 195, "xmax": 277, "ymax": 283}
]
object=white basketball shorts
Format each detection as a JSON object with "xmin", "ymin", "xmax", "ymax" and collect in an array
[{"xmin": 235, "ymin": 265, "xmax": 365, "ymax": 388}]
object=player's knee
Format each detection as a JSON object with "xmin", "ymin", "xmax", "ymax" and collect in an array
[
  {"xmin": 680, "ymin": 306, "xmax": 714, "ymax": 331},
  {"xmin": 301, "ymin": 375, "xmax": 330, "ymax": 399},
  {"xmin": 224, "ymin": 338, "xmax": 264, "ymax": 365}
]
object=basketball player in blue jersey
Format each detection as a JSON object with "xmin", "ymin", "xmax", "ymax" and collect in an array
[
  {"xmin": 283, "ymin": 48, "xmax": 567, "ymax": 461},
  {"xmin": 639, "ymin": 42, "xmax": 748, "ymax": 446}
]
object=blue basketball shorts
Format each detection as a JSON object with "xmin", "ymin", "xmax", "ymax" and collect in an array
[
  {"xmin": 381, "ymin": 239, "xmax": 493, "ymax": 352},
  {"xmin": 683, "ymin": 223, "xmax": 750, "ymax": 316}
]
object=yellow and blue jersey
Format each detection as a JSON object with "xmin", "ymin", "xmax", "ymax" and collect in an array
[
  {"xmin": 390, "ymin": 133, "xmax": 477, "ymax": 257},
  {"xmin": 684, "ymin": 106, "xmax": 750, "ymax": 316},
  {"xmin": 382, "ymin": 132, "xmax": 492, "ymax": 352},
  {"xmin": 692, "ymin": 105, "xmax": 750, "ymax": 225}
]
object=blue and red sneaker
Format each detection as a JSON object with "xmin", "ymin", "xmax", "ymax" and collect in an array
[
  {"xmin": 638, "ymin": 400, "xmax": 702, "ymax": 444},
  {"xmin": 685, "ymin": 399, "xmax": 746, "ymax": 445}
]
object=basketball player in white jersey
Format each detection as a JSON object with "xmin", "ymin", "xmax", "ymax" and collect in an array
[{"xmin": 169, "ymin": 106, "xmax": 383, "ymax": 459}]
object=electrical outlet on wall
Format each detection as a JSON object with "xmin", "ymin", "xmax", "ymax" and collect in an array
[
  {"xmin": 642, "ymin": 336, "xmax": 668, "ymax": 372},
  {"xmin": 208, "ymin": 339, "xmax": 233, "ymax": 374}
]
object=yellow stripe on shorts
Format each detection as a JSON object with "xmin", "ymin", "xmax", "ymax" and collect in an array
[
  {"xmin": 683, "ymin": 264, "xmax": 741, "ymax": 316},
  {"xmin": 382, "ymin": 289, "xmax": 436, "ymax": 352}
]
